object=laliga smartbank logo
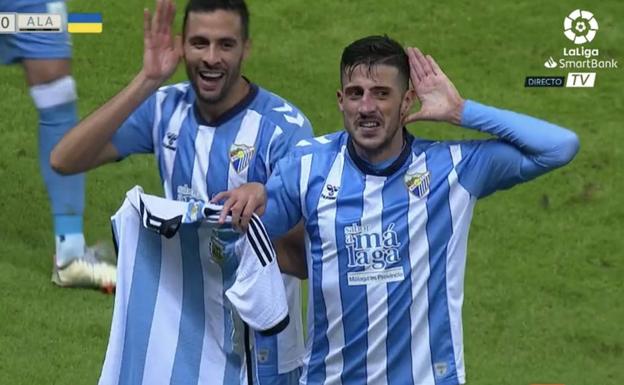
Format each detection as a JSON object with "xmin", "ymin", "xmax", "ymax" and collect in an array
[
  {"xmin": 526, "ymin": 9, "xmax": 618, "ymax": 88},
  {"xmin": 563, "ymin": 9, "xmax": 598, "ymax": 44}
]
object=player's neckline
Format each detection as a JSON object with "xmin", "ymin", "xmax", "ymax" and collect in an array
[
  {"xmin": 194, "ymin": 82, "xmax": 259, "ymax": 127},
  {"xmin": 346, "ymin": 129, "xmax": 413, "ymax": 177}
]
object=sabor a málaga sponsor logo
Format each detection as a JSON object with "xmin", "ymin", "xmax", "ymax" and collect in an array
[
  {"xmin": 527, "ymin": 9, "xmax": 618, "ymax": 88},
  {"xmin": 344, "ymin": 223, "xmax": 405, "ymax": 286}
]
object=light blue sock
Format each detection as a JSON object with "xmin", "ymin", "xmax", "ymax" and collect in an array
[
  {"xmin": 54, "ymin": 216, "xmax": 85, "ymax": 265},
  {"xmin": 30, "ymin": 76, "xmax": 86, "ymax": 262}
]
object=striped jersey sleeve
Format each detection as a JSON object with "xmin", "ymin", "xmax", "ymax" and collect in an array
[
  {"xmin": 110, "ymin": 93, "xmax": 158, "ymax": 158},
  {"xmin": 227, "ymin": 215, "xmax": 289, "ymax": 335},
  {"xmin": 262, "ymin": 154, "xmax": 305, "ymax": 239}
]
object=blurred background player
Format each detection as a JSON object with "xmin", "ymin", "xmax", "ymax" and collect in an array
[
  {"xmin": 0, "ymin": 0, "xmax": 116, "ymax": 290},
  {"xmin": 52, "ymin": 0, "xmax": 309, "ymax": 383}
]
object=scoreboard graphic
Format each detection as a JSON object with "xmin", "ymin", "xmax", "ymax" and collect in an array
[{"xmin": 0, "ymin": 12, "xmax": 102, "ymax": 33}]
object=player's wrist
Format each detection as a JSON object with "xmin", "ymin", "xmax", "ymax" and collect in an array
[
  {"xmin": 134, "ymin": 70, "xmax": 165, "ymax": 93},
  {"xmin": 449, "ymin": 97, "xmax": 465, "ymax": 125}
]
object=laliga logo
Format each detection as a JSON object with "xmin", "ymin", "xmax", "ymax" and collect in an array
[{"xmin": 564, "ymin": 9, "xmax": 598, "ymax": 44}]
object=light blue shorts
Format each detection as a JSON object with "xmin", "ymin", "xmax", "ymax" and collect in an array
[{"xmin": 0, "ymin": 1, "xmax": 71, "ymax": 64}]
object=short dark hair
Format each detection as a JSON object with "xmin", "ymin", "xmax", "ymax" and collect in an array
[
  {"xmin": 340, "ymin": 35, "xmax": 409, "ymax": 90},
  {"xmin": 183, "ymin": 0, "xmax": 250, "ymax": 39}
]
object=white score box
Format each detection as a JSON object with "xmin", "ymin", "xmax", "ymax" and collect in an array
[
  {"xmin": 0, "ymin": 13, "xmax": 17, "ymax": 33},
  {"xmin": 17, "ymin": 13, "xmax": 62, "ymax": 32},
  {"xmin": 0, "ymin": 13, "xmax": 63, "ymax": 33}
]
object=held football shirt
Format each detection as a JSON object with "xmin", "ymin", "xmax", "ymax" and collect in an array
[{"xmin": 99, "ymin": 186, "xmax": 289, "ymax": 385}]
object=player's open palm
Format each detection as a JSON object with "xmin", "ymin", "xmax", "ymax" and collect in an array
[
  {"xmin": 143, "ymin": 0, "xmax": 182, "ymax": 83},
  {"xmin": 404, "ymin": 47, "xmax": 464, "ymax": 125}
]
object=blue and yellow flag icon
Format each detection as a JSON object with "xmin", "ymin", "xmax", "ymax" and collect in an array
[{"xmin": 67, "ymin": 13, "xmax": 102, "ymax": 33}]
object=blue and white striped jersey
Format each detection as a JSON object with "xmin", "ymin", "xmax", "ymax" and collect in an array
[
  {"xmin": 100, "ymin": 186, "xmax": 290, "ymax": 385},
  {"xmin": 109, "ymin": 82, "xmax": 313, "ymax": 383},
  {"xmin": 261, "ymin": 100, "xmax": 579, "ymax": 385}
]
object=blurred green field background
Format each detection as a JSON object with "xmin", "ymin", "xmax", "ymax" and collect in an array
[{"xmin": 0, "ymin": 0, "xmax": 622, "ymax": 384}]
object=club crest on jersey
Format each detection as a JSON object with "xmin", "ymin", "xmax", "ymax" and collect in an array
[
  {"xmin": 321, "ymin": 184, "xmax": 340, "ymax": 200},
  {"xmin": 229, "ymin": 144, "xmax": 255, "ymax": 174},
  {"xmin": 184, "ymin": 200, "xmax": 203, "ymax": 222},
  {"xmin": 404, "ymin": 171, "xmax": 431, "ymax": 198}
]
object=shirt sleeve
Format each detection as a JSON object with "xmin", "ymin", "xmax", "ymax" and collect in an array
[
  {"xmin": 456, "ymin": 100, "xmax": 580, "ymax": 198},
  {"xmin": 261, "ymin": 155, "xmax": 304, "ymax": 239},
  {"xmin": 110, "ymin": 93, "xmax": 158, "ymax": 159},
  {"xmin": 268, "ymin": 115, "xmax": 314, "ymax": 172},
  {"xmin": 226, "ymin": 214, "xmax": 289, "ymax": 335}
]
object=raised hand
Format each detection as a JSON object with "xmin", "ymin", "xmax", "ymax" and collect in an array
[
  {"xmin": 142, "ymin": 0, "xmax": 182, "ymax": 83},
  {"xmin": 404, "ymin": 47, "xmax": 465, "ymax": 125}
]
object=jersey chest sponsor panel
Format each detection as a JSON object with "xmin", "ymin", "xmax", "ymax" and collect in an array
[{"xmin": 299, "ymin": 136, "xmax": 474, "ymax": 385}]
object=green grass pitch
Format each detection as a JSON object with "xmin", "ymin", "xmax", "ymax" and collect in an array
[{"xmin": 0, "ymin": 0, "xmax": 622, "ymax": 384}]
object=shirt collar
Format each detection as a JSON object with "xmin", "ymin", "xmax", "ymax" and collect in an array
[
  {"xmin": 193, "ymin": 79, "xmax": 259, "ymax": 127},
  {"xmin": 346, "ymin": 129, "xmax": 413, "ymax": 176}
]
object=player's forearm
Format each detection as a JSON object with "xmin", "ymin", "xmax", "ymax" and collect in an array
[
  {"xmin": 51, "ymin": 71, "xmax": 160, "ymax": 174},
  {"xmin": 274, "ymin": 222, "xmax": 308, "ymax": 279},
  {"xmin": 461, "ymin": 100, "xmax": 580, "ymax": 169}
]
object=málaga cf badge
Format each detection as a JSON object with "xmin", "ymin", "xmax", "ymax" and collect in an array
[
  {"xmin": 404, "ymin": 171, "xmax": 431, "ymax": 198},
  {"xmin": 229, "ymin": 144, "xmax": 255, "ymax": 174}
]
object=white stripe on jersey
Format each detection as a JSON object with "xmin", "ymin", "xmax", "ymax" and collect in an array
[
  {"xmin": 98, "ymin": 199, "xmax": 138, "ymax": 385},
  {"xmin": 264, "ymin": 125, "xmax": 283, "ymax": 176},
  {"xmin": 152, "ymin": 91, "xmax": 166, "ymax": 160},
  {"xmin": 197, "ymin": 225, "xmax": 226, "ymax": 385},
  {"xmin": 277, "ymin": 274, "xmax": 305, "ymax": 371},
  {"xmin": 317, "ymin": 149, "xmax": 347, "ymax": 385},
  {"xmin": 228, "ymin": 110, "xmax": 262, "ymax": 189},
  {"xmin": 141, "ymin": 233, "xmax": 183, "ymax": 385},
  {"xmin": 172, "ymin": 83, "xmax": 189, "ymax": 92},
  {"xmin": 446, "ymin": 145, "xmax": 475, "ymax": 384},
  {"xmin": 299, "ymin": 154, "xmax": 314, "ymax": 385},
  {"xmin": 162, "ymin": 101, "xmax": 192, "ymax": 198},
  {"xmin": 362, "ymin": 175, "xmax": 389, "ymax": 385},
  {"xmin": 407, "ymin": 153, "xmax": 436, "ymax": 385},
  {"xmin": 299, "ymin": 154, "xmax": 312, "ymax": 220},
  {"xmin": 192, "ymin": 126, "xmax": 217, "ymax": 201}
]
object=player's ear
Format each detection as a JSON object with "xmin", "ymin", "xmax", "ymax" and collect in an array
[
  {"xmin": 400, "ymin": 87, "xmax": 416, "ymax": 120},
  {"xmin": 336, "ymin": 89, "xmax": 344, "ymax": 112}
]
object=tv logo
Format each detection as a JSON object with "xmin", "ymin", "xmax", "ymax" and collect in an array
[
  {"xmin": 566, "ymin": 72, "xmax": 596, "ymax": 87},
  {"xmin": 564, "ymin": 9, "xmax": 598, "ymax": 44},
  {"xmin": 524, "ymin": 76, "xmax": 565, "ymax": 87}
]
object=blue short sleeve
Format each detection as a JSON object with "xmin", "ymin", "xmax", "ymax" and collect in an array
[{"xmin": 111, "ymin": 94, "xmax": 157, "ymax": 159}]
